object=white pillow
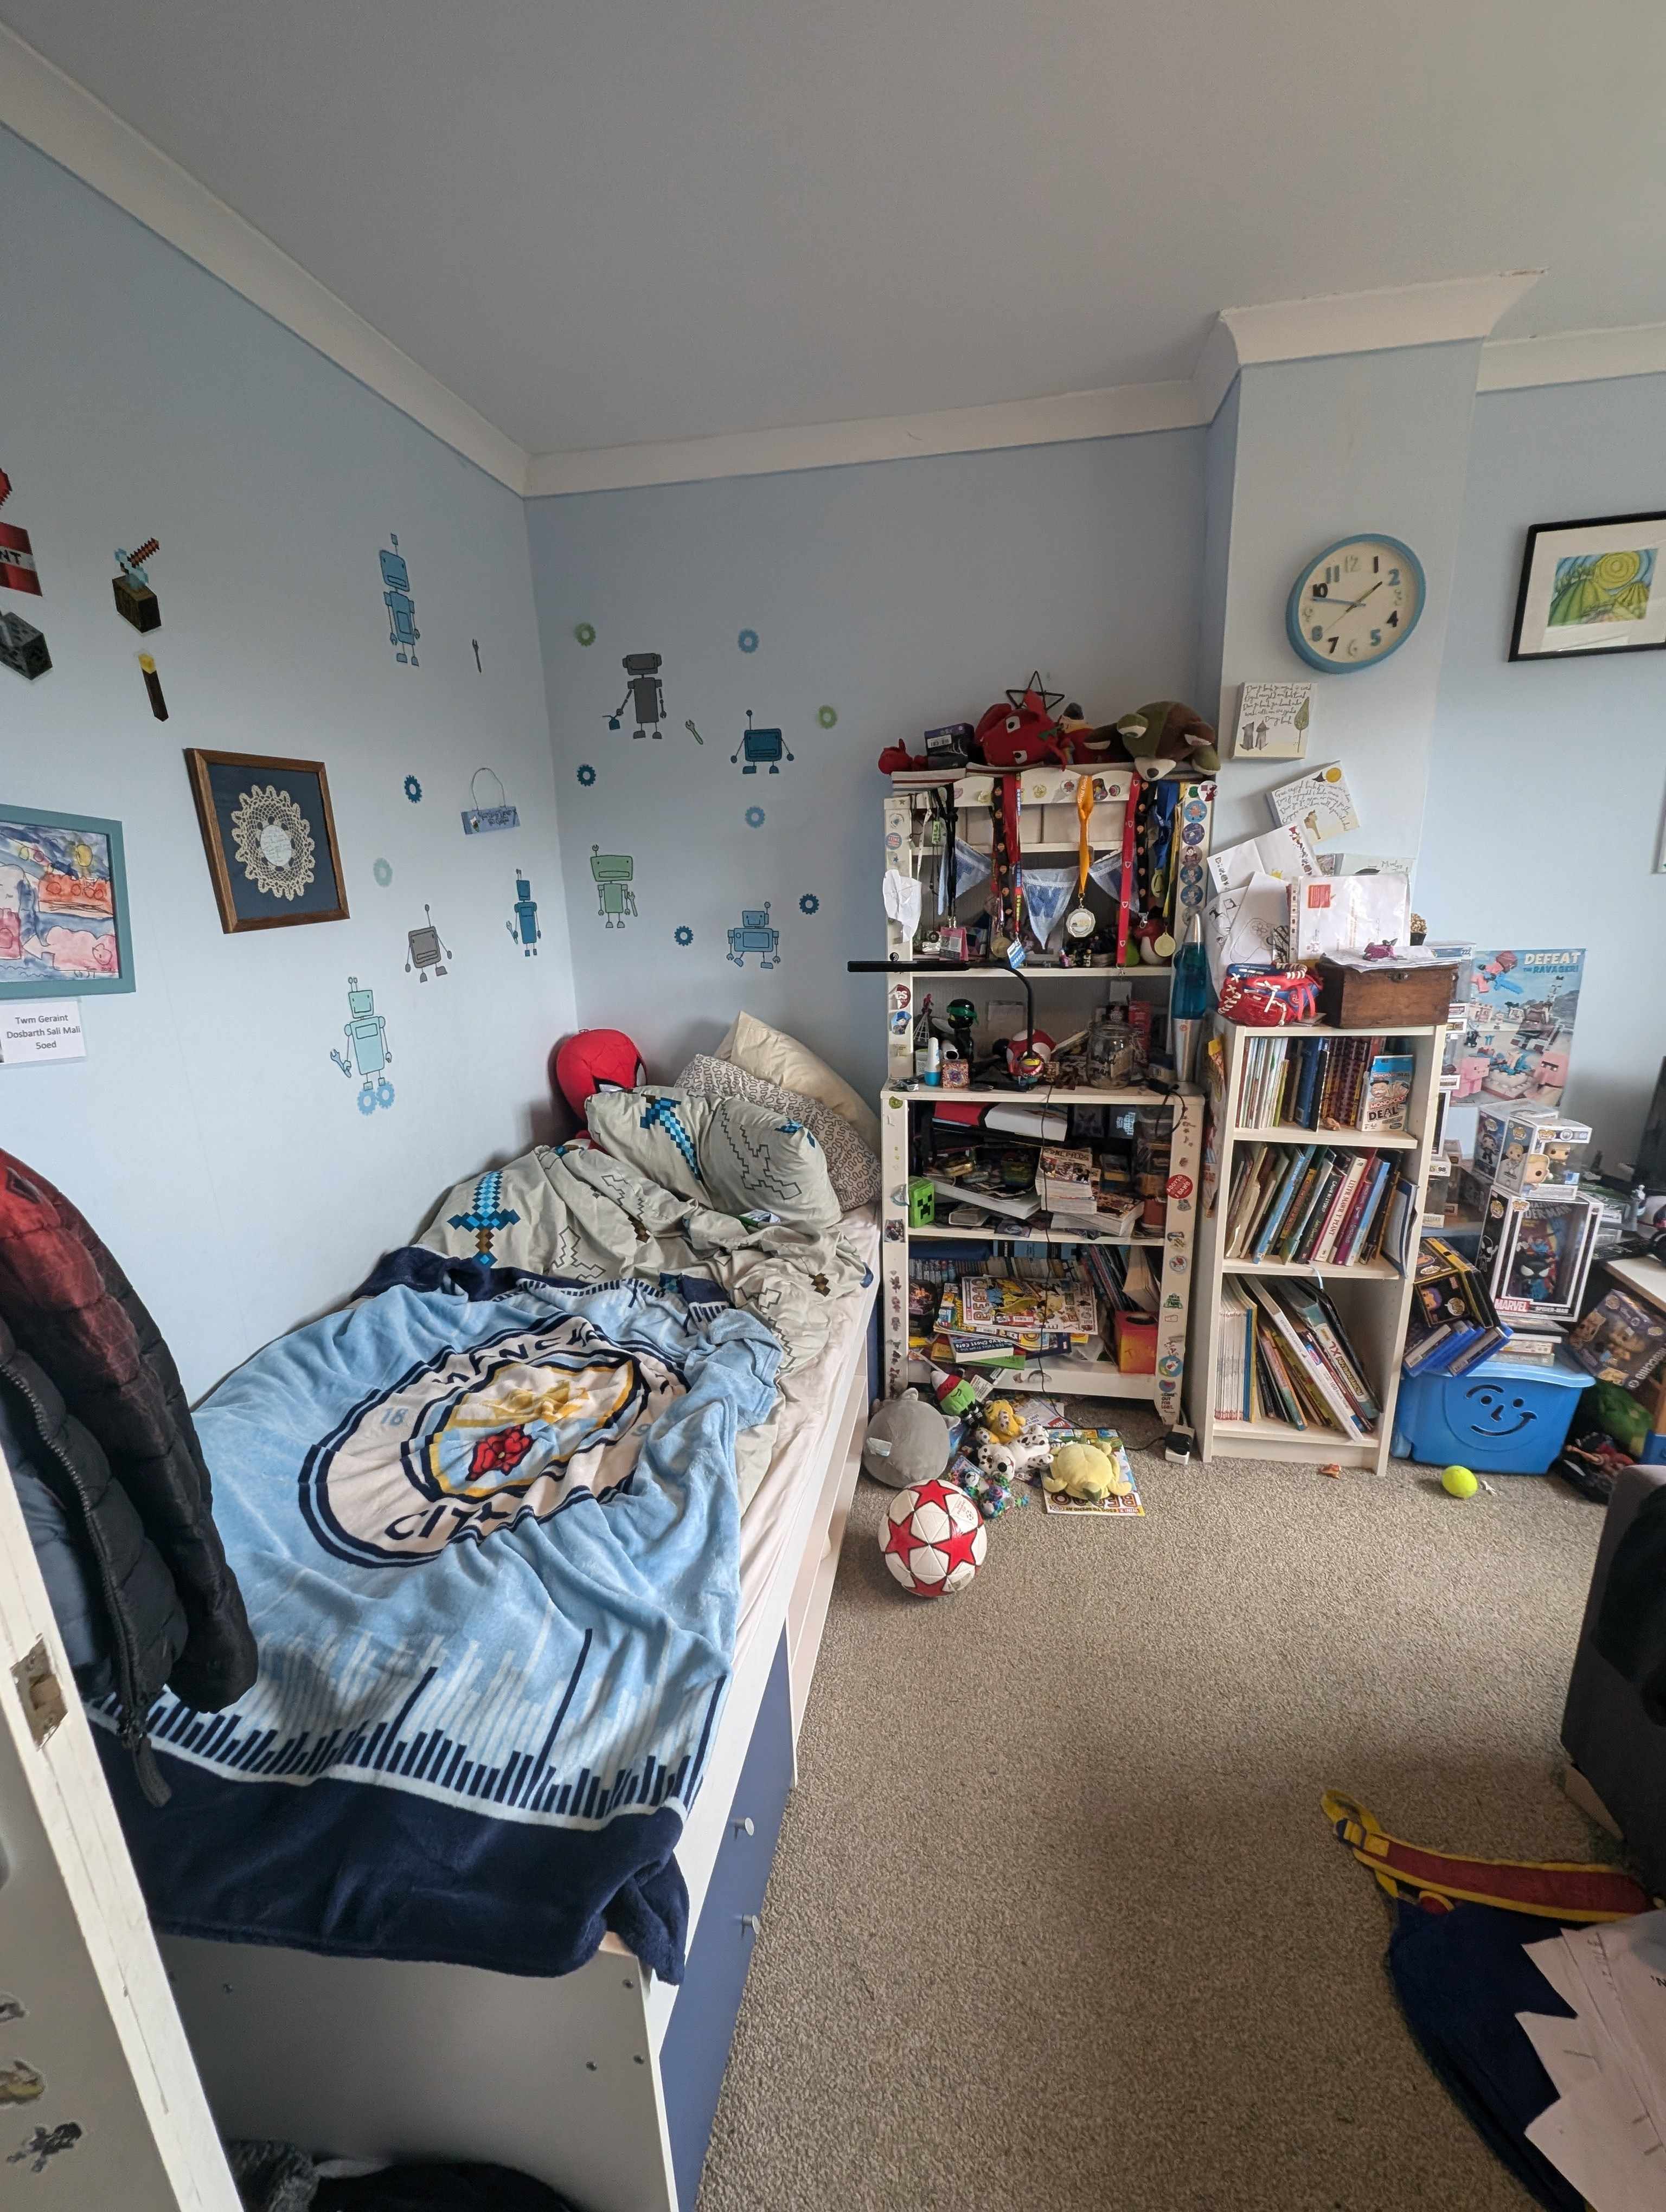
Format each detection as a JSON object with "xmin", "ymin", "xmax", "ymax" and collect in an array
[{"xmin": 719, "ymin": 1012, "xmax": 880, "ymax": 1152}]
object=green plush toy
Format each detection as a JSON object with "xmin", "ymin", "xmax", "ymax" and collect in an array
[{"xmin": 1108, "ymin": 700, "xmax": 1220, "ymax": 780}]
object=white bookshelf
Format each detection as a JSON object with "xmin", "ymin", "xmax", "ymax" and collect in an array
[{"xmin": 1188, "ymin": 1019, "xmax": 1444, "ymax": 1474}]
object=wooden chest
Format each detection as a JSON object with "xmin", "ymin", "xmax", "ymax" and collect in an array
[{"xmin": 1317, "ymin": 956, "xmax": 1458, "ymax": 1030}]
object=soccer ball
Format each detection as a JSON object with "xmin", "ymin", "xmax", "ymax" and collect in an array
[{"xmin": 879, "ymin": 1477, "xmax": 987, "ymax": 1598}]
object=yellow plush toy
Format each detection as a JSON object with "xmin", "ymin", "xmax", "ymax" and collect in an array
[
  {"xmin": 981, "ymin": 1399, "xmax": 1025, "ymax": 1444},
  {"xmin": 1042, "ymin": 1441, "xmax": 1130, "ymax": 1503}
]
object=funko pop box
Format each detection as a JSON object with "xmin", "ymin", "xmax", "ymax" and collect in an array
[{"xmin": 1475, "ymin": 1105, "xmax": 1591, "ymax": 1194}]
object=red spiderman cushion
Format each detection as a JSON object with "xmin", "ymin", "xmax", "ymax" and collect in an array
[{"xmin": 552, "ymin": 1029, "xmax": 646, "ymax": 1117}]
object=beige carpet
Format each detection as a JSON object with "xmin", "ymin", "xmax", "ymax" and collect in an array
[{"xmin": 699, "ymin": 1423, "xmax": 1611, "ymax": 2212}]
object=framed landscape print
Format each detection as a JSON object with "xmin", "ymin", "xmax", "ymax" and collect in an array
[
  {"xmin": 1510, "ymin": 512, "xmax": 1666, "ymax": 661},
  {"xmin": 0, "ymin": 806, "xmax": 135, "ymax": 999},
  {"xmin": 184, "ymin": 749, "xmax": 348, "ymax": 933}
]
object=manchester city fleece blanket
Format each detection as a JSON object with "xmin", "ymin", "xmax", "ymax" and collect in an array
[{"xmin": 91, "ymin": 1274, "xmax": 781, "ymax": 1983}]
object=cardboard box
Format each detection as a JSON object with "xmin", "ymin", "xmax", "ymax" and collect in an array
[
  {"xmin": 1476, "ymin": 1189, "xmax": 1601, "ymax": 1321},
  {"xmin": 1489, "ymin": 1109, "xmax": 1591, "ymax": 1196},
  {"xmin": 1112, "ymin": 1312, "xmax": 1158, "ymax": 1374}
]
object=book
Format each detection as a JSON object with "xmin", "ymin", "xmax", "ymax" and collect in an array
[
  {"xmin": 958, "ymin": 1275, "xmax": 1097, "ymax": 1341},
  {"xmin": 1037, "ymin": 1146, "xmax": 1097, "ymax": 1214},
  {"xmin": 1252, "ymin": 1146, "xmax": 1317, "ymax": 1259},
  {"xmin": 1242, "ymin": 1281, "xmax": 1372, "ymax": 1437},
  {"xmin": 929, "ymin": 1176, "xmax": 1039, "ymax": 1223},
  {"xmin": 1362, "ymin": 1053, "xmax": 1414, "ymax": 1134}
]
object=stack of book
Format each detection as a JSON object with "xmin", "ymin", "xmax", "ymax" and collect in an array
[
  {"xmin": 1222, "ymin": 1142, "xmax": 1398, "ymax": 1268},
  {"xmin": 1238, "ymin": 1032, "xmax": 1414, "ymax": 1134},
  {"xmin": 959, "ymin": 1273, "xmax": 1098, "ymax": 1354},
  {"xmin": 1402, "ymin": 1237, "xmax": 1512, "ymax": 1376},
  {"xmin": 1037, "ymin": 1146, "xmax": 1097, "ymax": 1217},
  {"xmin": 1216, "ymin": 1279, "xmax": 1379, "ymax": 1437}
]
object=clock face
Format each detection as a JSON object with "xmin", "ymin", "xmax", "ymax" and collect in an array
[{"xmin": 1286, "ymin": 535, "xmax": 1425, "ymax": 672}]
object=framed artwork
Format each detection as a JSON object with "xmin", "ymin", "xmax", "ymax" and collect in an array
[
  {"xmin": 184, "ymin": 749, "xmax": 348, "ymax": 933},
  {"xmin": 0, "ymin": 806, "xmax": 135, "ymax": 999},
  {"xmin": 1510, "ymin": 512, "xmax": 1666, "ymax": 661}
]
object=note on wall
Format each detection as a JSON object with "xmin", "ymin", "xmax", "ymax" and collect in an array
[
  {"xmin": 1266, "ymin": 762, "xmax": 1360, "ymax": 846},
  {"xmin": 0, "ymin": 999, "xmax": 85, "ymax": 1066},
  {"xmin": 1230, "ymin": 681, "xmax": 1311, "ymax": 760}
]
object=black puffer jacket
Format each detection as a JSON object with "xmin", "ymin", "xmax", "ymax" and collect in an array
[{"xmin": 0, "ymin": 1150, "xmax": 257, "ymax": 1802}]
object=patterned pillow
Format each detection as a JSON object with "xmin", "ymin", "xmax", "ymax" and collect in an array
[
  {"xmin": 586, "ymin": 1088, "xmax": 844, "ymax": 1232},
  {"xmin": 676, "ymin": 1056, "xmax": 880, "ymax": 1212}
]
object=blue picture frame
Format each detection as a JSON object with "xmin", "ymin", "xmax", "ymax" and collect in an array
[
  {"xmin": 1285, "ymin": 534, "xmax": 1426, "ymax": 673},
  {"xmin": 0, "ymin": 804, "xmax": 135, "ymax": 1000}
]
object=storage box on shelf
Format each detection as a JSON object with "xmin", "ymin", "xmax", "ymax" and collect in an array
[{"xmin": 1190, "ymin": 1017, "xmax": 1445, "ymax": 1473}]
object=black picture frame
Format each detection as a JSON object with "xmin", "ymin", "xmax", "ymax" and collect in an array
[{"xmin": 1509, "ymin": 511, "xmax": 1666, "ymax": 663}]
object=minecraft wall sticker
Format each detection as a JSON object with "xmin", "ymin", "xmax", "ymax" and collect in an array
[
  {"xmin": 0, "ymin": 470, "xmax": 43, "ymax": 596},
  {"xmin": 379, "ymin": 535, "xmax": 419, "ymax": 665},
  {"xmin": 727, "ymin": 902, "xmax": 779, "ymax": 969},
  {"xmin": 0, "ymin": 614, "xmax": 49, "ymax": 682},
  {"xmin": 137, "ymin": 653, "xmax": 167, "ymax": 721},
  {"xmin": 112, "ymin": 538, "xmax": 161, "ymax": 632},
  {"xmin": 509, "ymin": 872, "xmax": 543, "ymax": 954},
  {"xmin": 731, "ymin": 710, "xmax": 793, "ymax": 775},
  {"xmin": 405, "ymin": 904, "xmax": 451, "ymax": 980},
  {"xmin": 330, "ymin": 975, "xmax": 395, "ymax": 1112},
  {"xmin": 590, "ymin": 848, "xmax": 636, "ymax": 929}
]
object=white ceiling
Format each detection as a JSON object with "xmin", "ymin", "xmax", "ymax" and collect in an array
[{"xmin": 4, "ymin": 0, "xmax": 1664, "ymax": 460}]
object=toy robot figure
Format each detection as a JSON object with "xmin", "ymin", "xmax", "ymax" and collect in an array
[
  {"xmin": 405, "ymin": 903, "xmax": 451, "ymax": 981},
  {"xmin": 727, "ymin": 902, "xmax": 779, "ymax": 969},
  {"xmin": 731, "ymin": 710, "xmax": 794, "ymax": 774},
  {"xmin": 609, "ymin": 652, "xmax": 665, "ymax": 739},
  {"xmin": 329, "ymin": 976, "xmax": 395, "ymax": 1113},
  {"xmin": 509, "ymin": 871, "xmax": 543, "ymax": 953},
  {"xmin": 589, "ymin": 848, "xmax": 636, "ymax": 929},
  {"xmin": 112, "ymin": 537, "xmax": 161, "ymax": 631},
  {"xmin": 380, "ymin": 534, "xmax": 419, "ymax": 665}
]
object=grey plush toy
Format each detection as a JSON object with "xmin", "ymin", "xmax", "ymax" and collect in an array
[{"xmin": 861, "ymin": 1389, "xmax": 951, "ymax": 1490}]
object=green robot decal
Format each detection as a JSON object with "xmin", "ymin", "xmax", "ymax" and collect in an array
[
  {"xmin": 330, "ymin": 975, "xmax": 395, "ymax": 1113},
  {"xmin": 589, "ymin": 847, "xmax": 637, "ymax": 930}
]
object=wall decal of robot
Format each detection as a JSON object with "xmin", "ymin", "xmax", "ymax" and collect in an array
[
  {"xmin": 731, "ymin": 710, "xmax": 793, "ymax": 775},
  {"xmin": 379, "ymin": 533, "xmax": 419, "ymax": 666},
  {"xmin": 608, "ymin": 652, "xmax": 667, "ymax": 740},
  {"xmin": 727, "ymin": 901, "xmax": 779, "ymax": 969},
  {"xmin": 405, "ymin": 903, "xmax": 451, "ymax": 981},
  {"xmin": 590, "ymin": 847, "xmax": 637, "ymax": 929},
  {"xmin": 330, "ymin": 976, "xmax": 395, "ymax": 1113},
  {"xmin": 508, "ymin": 871, "xmax": 542, "ymax": 954},
  {"xmin": 112, "ymin": 536, "xmax": 161, "ymax": 631}
]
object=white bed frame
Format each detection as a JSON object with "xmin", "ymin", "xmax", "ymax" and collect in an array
[{"xmin": 161, "ymin": 1276, "xmax": 877, "ymax": 2212}]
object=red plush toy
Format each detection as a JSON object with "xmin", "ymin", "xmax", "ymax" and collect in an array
[
  {"xmin": 972, "ymin": 672, "xmax": 1069, "ymax": 769},
  {"xmin": 552, "ymin": 1028, "xmax": 646, "ymax": 1118}
]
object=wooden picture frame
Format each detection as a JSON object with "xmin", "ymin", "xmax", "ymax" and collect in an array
[
  {"xmin": 183, "ymin": 749, "xmax": 349, "ymax": 934},
  {"xmin": 1509, "ymin": 511, "xmax": 1666, "ymax": 662},
  {"xmin": 0, "ymin": 803, "xmax": 136, "ymax": 998}
]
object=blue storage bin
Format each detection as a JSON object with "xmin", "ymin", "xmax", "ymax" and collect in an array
[{"xmin": 1392, "ymin": 1352, "xmax": 1593, "ymax": 1475}]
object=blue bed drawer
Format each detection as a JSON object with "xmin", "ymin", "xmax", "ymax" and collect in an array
[{"xmin": 661, "ymin": 1631, "xmax": 793, "ymax": 2211}]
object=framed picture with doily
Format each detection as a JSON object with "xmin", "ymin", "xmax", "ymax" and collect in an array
[{"xmin": 184, "ymin": 748, "xmax": 348, "ymax": 933}]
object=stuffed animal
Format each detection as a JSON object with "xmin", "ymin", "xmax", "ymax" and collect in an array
[
  {"xmin": 552, "ymin": 1029, "xmax": 646, "ymax": 1118},
  {"xmin": 972, "ymin": 676, "xmax": 1069, "ymax": 769},
  {"xmin": 1043, "ymin": 1439, "xmax": 1130, "ymax": 1503},
  {"xmin": 979, "ymin": 1398, "xmax": 1026, "ymax": 1444},
  {"xmin": 862, "ymin": 1390, "xmax": 951, "ymax": 1491},
  {"xmin": 965, "ymin": 1436, "xmax": 1022, "ymax": 1519},
  {"xmin": 1107, "ymin": 700, "xmax": 1220, "ymax": 780}
]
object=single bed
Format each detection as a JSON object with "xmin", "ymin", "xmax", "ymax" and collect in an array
[{"xmin": 159, "ymin": 1207, "xmax": 879, "ymax": 2212}]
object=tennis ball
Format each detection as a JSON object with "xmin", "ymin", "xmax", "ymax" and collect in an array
[{"xmin": 1442, "ymin": 1464, "xmax": 1479, "ymax": 1499}]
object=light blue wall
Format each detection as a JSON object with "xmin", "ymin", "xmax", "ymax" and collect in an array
[
  {"xmin": 527, "ymin": 429, "xmax": 1205, "ymax": 1102},
  {"xmin": 1206, "ymin": 343, "xmax": 1482, "ymax": 858},
  {"xmin": 0, "ymin": 126, "xmax": 575, "ymax": 1398},
  {"xmin": 1419, "ymin": 373, "xmax": 1666, "ymax": 1161}
]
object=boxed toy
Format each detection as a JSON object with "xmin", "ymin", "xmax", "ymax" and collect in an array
[
  {"xmin": 1490, "ymin": 1109, "xmax": 1591, "ymax": 1196},
  {"xmin": 1476, "ymin": 1188, "xmax": 1601, "ymax": 1321},
  {"xmin": 1568, "ymin": 1290, "xmax": 1666, "ymax": 1392}
]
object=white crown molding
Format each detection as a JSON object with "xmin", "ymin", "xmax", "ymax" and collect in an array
[
  {"xmin": 0, "ymin": 22, "xmax": 531, "ymax": 494},
  {"xmin": 1218, "ymin": 271, "xmax": 1543, "ymax": 373},
  {"xmin": 1478, "ymin": 320, "xmax": 1666, "ymax": 393},
  {"xmin": 523, "ymin": 380, "xmax": 1201, "ymax": 497}
]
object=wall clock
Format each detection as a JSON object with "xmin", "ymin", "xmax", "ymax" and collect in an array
[{"xmin": 1286, "ymin": 534, "xmax": 1425, "ymax": 672}]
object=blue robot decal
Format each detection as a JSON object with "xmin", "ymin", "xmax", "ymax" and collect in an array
[
  {"xmin": 380, "ymin": 533, "xmax": 419, "ymax": 666},
  {"xmin": 731, "ymin": 710, "xmax": 794, "ymax": 775},
  {"xmin": 589, "ymin": 847, "xmax": 637, "ymax": 929},
  {"xmin": 609, "ymin": 652, "xmax": 665, "ymax": 740},
  {"xmin": 727, "ymin": 902, "xmax": 780, "ymax": 970},
  {"xmin": 508, "ymin": 872, "xmax": 542, "ymax": 955},
  {"xmin": 330, "ymin": 976, "xmax": 395, "ymax": 1113}
]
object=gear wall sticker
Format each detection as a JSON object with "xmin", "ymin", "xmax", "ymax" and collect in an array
[
  {"xmin": 0, "ymin": 468, "xmax": 50, "ymax": 682},
  {"xmin": 330, "ymin": 975, "xmax": 395, "ymax": 1113}
]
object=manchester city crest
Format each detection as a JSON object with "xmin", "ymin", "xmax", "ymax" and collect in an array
[{"xmin": 300, "ymin": 1316, "xmax": 677, "ymax": 1567}]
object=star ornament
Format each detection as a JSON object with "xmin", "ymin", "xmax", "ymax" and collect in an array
[{"xmin": 1005, "ymin": 671, "xmax": 1065, "ymax": 721}]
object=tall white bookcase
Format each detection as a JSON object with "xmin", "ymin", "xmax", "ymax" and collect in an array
[{"xmin": 1189, "ymin": 1017, "xmax": 1445, "ymax": 1474}]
